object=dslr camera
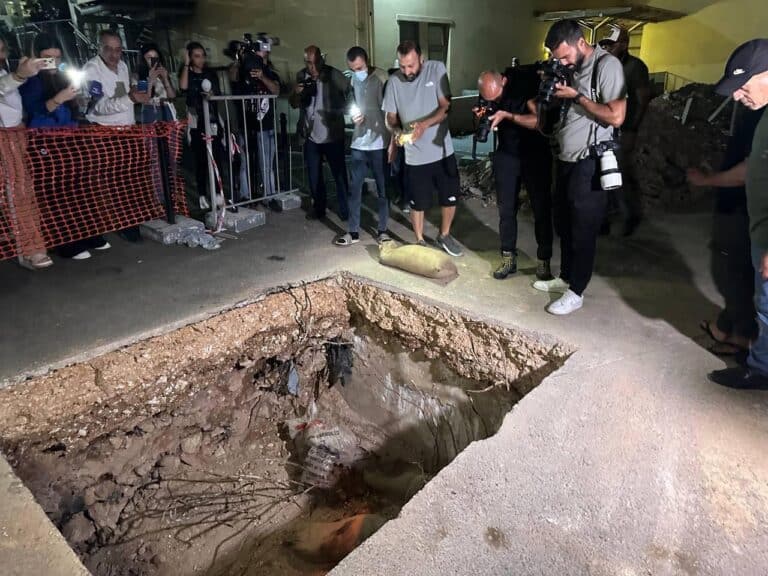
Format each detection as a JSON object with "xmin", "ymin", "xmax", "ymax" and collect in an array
[
  {"xmin": 537, "ymin": 58, "xmax": 572, "ymax": 104},
  {"xmin": 473, "ymin": 99, "xmax": 498, "ymax": 143},
  {"xmin": 298, "ymin": 76, "xmax": 318, "ymax": 99}
]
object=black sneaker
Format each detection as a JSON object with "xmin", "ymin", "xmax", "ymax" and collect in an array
[
  {"xmin": 493, "ymin": 251, "xmax": 517, "ymax": 279},
  {"xmin": 437, "ymin": 234, "xmax": 464, "ymax": 257},
  {"xmin": 536, "ymin": 259, "xmax": 554, "ymax": 281},
  {"xmin": 708, "ymin": 366, "xmax": 768, "ymax": 390}
]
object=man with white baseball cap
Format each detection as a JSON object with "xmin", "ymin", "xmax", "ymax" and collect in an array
[{"xmin": 708, "ymin": 39, "xmax": 768, "ymax": 390}]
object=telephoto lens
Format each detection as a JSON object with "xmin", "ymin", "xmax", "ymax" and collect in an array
[{"xmin": 599, "ymin": 150, "xmax": 623, "ymax": 190}]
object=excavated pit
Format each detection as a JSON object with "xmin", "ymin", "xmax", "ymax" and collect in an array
[{"xmin": 0, "ymin": 276, "xmax": 570, "ymax": 576}]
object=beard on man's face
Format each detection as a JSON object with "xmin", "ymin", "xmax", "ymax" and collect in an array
[{"xmin": 574, "ymin": 50, "xmax": 586, "ymax": 72}]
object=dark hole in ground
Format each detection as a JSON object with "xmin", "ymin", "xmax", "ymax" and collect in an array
[{"xmin": 0, "ymin": 278, "xmax": 569, "ymax": 576}]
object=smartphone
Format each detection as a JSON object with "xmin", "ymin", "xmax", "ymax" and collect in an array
[
  {"xmin": 137, "ymin": 79, "xmax": 149, "ymax": 93},
  {"xmin": 40, "ymin": 57, "xmax": 56, "ymax": 70}
]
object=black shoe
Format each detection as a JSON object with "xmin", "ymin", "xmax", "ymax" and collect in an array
[
  {"xmin": 306, "ymin": 211, "xmax": 325, "ymax": 221},
  {"xmin": 493, "ymin": 251, "xmax": 517, "ymax": 279},
  {"xmin": 599, "ymin": 220, "xmax": 611, "ymax": 236},
  {"xmin": 708, "ymin": 366, "xmax": 768, "ymax": 390}
]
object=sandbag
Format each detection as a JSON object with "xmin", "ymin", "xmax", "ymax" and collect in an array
[{"xmin": 379, "ymin": 240, "xmax": 458, "ymax": 279}]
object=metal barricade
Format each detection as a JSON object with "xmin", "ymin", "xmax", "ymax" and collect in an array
[{"xmin": 201, "ymin": 93, "xmax": 300, "ymax": 229}]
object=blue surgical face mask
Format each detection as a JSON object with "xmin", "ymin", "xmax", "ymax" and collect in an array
[{"xmin": 354, "ymin": 70, "xmax": 368, "ymax": 82}]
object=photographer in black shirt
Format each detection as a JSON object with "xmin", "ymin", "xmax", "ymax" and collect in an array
[{"xmin": 476, "ymin": 67, "xmax": 554, "ymax": 281}]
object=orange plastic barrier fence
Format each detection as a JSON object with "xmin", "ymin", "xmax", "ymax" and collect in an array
[{"xmin": 0, "ymin": 121, "xmax": 188, "ymax": 260}]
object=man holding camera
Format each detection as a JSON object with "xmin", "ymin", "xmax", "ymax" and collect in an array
[
  {"xmin": 534, "ymin": 19, "xmax": 626, "ymax": 315},
  {"xmin": 383, "ymin": 40, "xmax": 463, "ymax": 257},
  {"xmin": 290, "ymin": 45, "xmax": 350, "ymax": 221},
  {"xmin": 476, "ymin": 67, "xmax": 554, "ymax": 281},
  {"xmin": 230, "ymin": 35, "xmax": 281, "ymax": 200}
]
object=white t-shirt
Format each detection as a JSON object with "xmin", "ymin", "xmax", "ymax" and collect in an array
[
  {"xmin": 0, "ymin": 69, "xmax": 24, "ymax": 128},
  {"xmin": 84, "ymin": 56, "xmax": 135, "ymax": 126}
]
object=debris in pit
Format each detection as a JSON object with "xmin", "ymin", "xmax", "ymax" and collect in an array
[
  {"xmin": 285, "ymin": 513, "xmax": 388, "ymax": 564},
  {"xmin": 326, "ymin": 338, "xmax": 354, "ymax": 387}
]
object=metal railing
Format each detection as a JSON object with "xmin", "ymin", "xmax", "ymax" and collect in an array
[{"xmin": 201, "ymin": 93, "xmax": 300, "ymax": 228}]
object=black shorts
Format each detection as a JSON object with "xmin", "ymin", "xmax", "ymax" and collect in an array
[{"xmin": 406, "ymin": 155, "xmax": 460, "ymax": 211}]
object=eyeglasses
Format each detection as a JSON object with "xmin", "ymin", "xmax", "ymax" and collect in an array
[{"xmin": 102, "ymin": 46, "xmax": 123, "ymax": 54}]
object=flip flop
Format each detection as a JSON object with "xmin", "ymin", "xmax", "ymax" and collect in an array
[
  {"xmin": 707, "ymin": 340, "xmax": 744, "ymax": 356},
  {"xmin": 700, "ymin": 320, "xmax": 729, "ymax": 344}
]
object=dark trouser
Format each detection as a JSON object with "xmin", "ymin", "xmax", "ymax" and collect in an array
[
  {"xmin": 712, "ymin": 211, "xmax": 757, "ymax": 340},
  {"xmin": 494, "ymin": 153, "xmax": 522, "ymax": 255},
  {"xmin": 191, "ymin": 128, "xmax": 224, "ymax": 200},
  {"xmin": 554, "ymin": 158, "xmax": 607, "ymax": 296},
  {"xmin": 617, "ymin": 130, "xmax": 642, "ymax": 222},
  {"xmin": 522, "ymin": 152, "xmax": 554, "ymax": 261},
  {"xmin": 390, "ymin": 147, "xmax": 410, "ymax": 205},
  {"xmin": 304, "ymin": 139, "xmax": 349, "ymax": 219}
]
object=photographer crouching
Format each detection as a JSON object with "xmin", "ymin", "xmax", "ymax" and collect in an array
[
  {"xmin": 475, "ymin": 64, "xmax": 555, "ymax": 282},
  {"xmin": 532, "ymin": 19, "xmax": 626, "ymax": 315}
]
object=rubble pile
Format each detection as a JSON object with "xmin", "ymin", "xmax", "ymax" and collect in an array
[
  {"xmin": 459, "ymin": 158, "xmax": 494, "ymax": 203},
  {"xmin": 633, "ymin": 83, "xmax": 732, "ymax": 211}
]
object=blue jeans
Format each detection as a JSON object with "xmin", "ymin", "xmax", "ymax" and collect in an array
[
  {"xmin": 348, "ymin": 148, "xmax": 388, "ymax": 234},
  {"xmin": 748, "ymin": 244, "xmax": 768, "ymax": 375},
  {"xmin": 304, "ymin": 139, "xmax": 349, "ymax": 219}
]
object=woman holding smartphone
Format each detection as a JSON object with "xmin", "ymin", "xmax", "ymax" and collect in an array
[{"xmin": 133, "ymin": 43, "xmax": 177, "ymax": 124}]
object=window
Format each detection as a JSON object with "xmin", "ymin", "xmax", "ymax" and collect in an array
[{"xmin": 397, "ymin": 19, "xmax": 451, "ymax": 64}]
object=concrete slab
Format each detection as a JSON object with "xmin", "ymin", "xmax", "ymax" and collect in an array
[
  {"xmin": 0, "ymin": 457, "xmax": 89, "ymax": 576},
  {"xmin": 1, "ymin": 196, "xmax": 766, "ymax": 575}
]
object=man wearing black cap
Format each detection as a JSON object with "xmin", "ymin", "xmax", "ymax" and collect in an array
[
  {"xmin": 599, "ymin": 26, "xmax": 650, "ymax": 236},
  {"xmin": 708, "ymin": 39, "xmax": 768, "ymax": 391}
]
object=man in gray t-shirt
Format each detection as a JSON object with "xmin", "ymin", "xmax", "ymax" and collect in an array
[
  {"xmin": 531, "ymin": 19, "xmax": 626, "ymax": 316},
  {"xmin": 382, "ymin": 40, "xmax": 463, "ymax": 257}
]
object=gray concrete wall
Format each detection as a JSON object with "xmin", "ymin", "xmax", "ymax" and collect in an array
[{"xmin": 175, "ymin": 0, "xmax": 548, "ymax": 93}]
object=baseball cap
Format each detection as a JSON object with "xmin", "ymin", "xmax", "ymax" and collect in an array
[
  {"xmin": 715, "ymin": 39, "xmax": 768, "ymax": 96},
  {"xmin": 598, "ymin": 26, "xmax": 627, "ymax": 47}
]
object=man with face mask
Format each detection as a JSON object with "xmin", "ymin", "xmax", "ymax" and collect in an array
[
  {"xmin": 383, "ymin": 40, "xmax": 463, "ymax": 257},
  {"xmin": 533, "ymin": 19, "xmax": 626, "ymax": 315},
  {"xmin": 334, "ymin": 46, "xmax": 390, "ymax": 246}
]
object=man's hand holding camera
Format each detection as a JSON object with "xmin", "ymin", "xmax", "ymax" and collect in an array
[{"xmin": 553, "ymin": 82, "xmax": 581, "ymax": 101}]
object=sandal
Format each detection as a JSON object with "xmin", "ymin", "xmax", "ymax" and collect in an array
[
  {"xmin": 18, "ymin": 252, "xmax": 53, "ymax": 270},
  {"xmin": 700, "ymin": 320, "xmax": 728, "ymax": 344},
  {"xmin": 707, "ymin": 341, "xmax": 744, "ymax": 356},
  {"xmin": 334, "ymin": 233, "xmax": 359, "ymax": 247}
]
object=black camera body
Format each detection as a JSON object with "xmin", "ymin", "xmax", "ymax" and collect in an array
[
  {"xmin": 299, "ymin": 76, "xmax": 318, "ymax": 100},
  {"xmin": 537, "ymin": 58, "xmax": 573, "ymax": 105},
  {"xmin": 474, "ymin": 99, "xmax": 498, "ymax": 143}
]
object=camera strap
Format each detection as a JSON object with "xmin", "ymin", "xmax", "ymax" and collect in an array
[{"xmin": 589, "ymin": 53, "xmax": 618, "ymax": 149}]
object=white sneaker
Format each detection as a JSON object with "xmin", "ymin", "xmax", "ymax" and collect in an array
[
  {"xmin": 72, "ymin": 250, "xmax": 92, "ymax": 260},
  {"xmin": 93, "ymin": 241, "xmax": 111, "ymax": 251},
  {"xmin": 199, "ymin": 196, "xmax": 211, "ymax": 210},
  {"xmin": 532, "ymin": 277, "xmax": 569, "ymax": 293},
  {"xmin": 547, "ymin": 289, "xmax": 583, "ymax": 316}
]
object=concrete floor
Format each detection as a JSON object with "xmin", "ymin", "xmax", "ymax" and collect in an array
[{"xmin": 1, "ymin": 196, "xmax": 767, "ymax": 575}]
